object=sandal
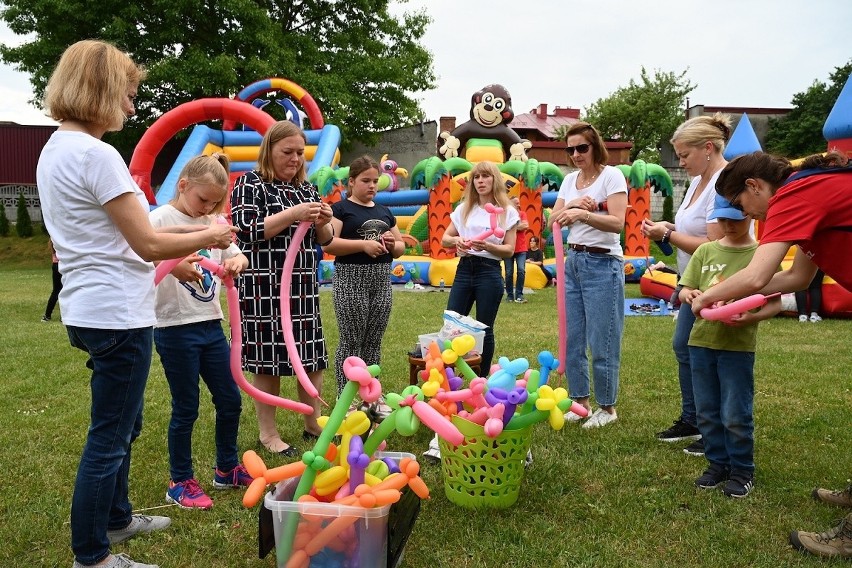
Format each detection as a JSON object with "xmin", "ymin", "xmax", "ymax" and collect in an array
[{"xmin": 257, "ymin": 439, "xmax": 299, "ymax": 458}]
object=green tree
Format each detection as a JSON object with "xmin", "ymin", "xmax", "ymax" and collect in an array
[
  {"xmin": 0, "ymin": 0, "xmax": 436, "ymax": 156},
  {"xmin": 0, "ymin": 202, "xmax": 9, "ymax": 236},
  {"xmin": 765, "ymin": 60, "xmax": 852, "ymax": 158},
  {"xmin": 16, "ymin": 192, "xmax": 33, "ymax": 237},
  {"xmin": 582, "ymin": 67, "xmax": 695, "ymax": 163}
]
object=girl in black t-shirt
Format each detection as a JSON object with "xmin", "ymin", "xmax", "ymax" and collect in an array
[
  {"xmin": 526, "ymin": 235, "xmax": 555, "ymax": 284},
  {"xmin": 324, "ymin": 156, "xmax": 405, "ymax": 400}
]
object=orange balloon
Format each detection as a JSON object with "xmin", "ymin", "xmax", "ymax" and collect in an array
[
  {"xmin": 284, "ymin": 550, "xmax": 309, "ymax": 568},
  {"xmin": 242, "ymin": 450, "xmax": 267, "ymax": 478},
  {"xmin": 242, "ymin": 477, "xmax": 268, "ymax": 507},
  {"xmin": 304, "ymin": 515, "xmax": 359, "ymax": 555}
]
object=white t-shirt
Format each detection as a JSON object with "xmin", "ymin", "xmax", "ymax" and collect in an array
[
  {"xmin": 37, "ymin": 131, "xmax": 156, "ymax": 329},
  {"xmin": 450, "ymin": 203, "xmax": 520, "ymax": 261},
  {"xmin": 556, "ymin": 165, "xmax": 628, "ymax": 257},
  {"xmin": 148, "ymin": 205, "xmax": 243, "ymax": 328},
  {"xmin": 674, "ymin": 171, "xmax": 721, "ymax": 274}
]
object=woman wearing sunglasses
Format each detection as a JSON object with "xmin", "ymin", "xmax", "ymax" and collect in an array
[
  {"xmin": 551, "ymin": 122, "xmax": 628, "ymax": 428},
  {"xmin": 643, "ymin": 114, "xmax": 731, "ymax": 456},
  {"xmin": 691, "ymin": 150, "xmax": 852, "ymax": 559}
]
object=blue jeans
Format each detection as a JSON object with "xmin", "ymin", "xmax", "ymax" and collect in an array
[
  {"xmin": 67, "ymin": 326, "xmax": 152, "ymax": 566},
  {"xmin": 563, "ymin": 251, "xmax": 624, "ymax": 407},
  {"xmin": 690, "ymin": 346, "xmax": 755, "ymax": 474},
  {"xmin": 504, "ymin": 251, "xmax": 527, "ymax": 299},
  {"xmin": 154, "ymin": 321, "xmax": 242, "ymax": 481},
  {"xmin": 673, "ymin": 302, "xmax": 698, "ymax": 426},
  {"xmin": 447, "ymin": 255, "xmax": 504, "ymax": 372}
]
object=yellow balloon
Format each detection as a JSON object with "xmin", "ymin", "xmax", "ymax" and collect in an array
[{"xmin": 452, "ymin": 335, "xmax": 476, "ymax": 355}]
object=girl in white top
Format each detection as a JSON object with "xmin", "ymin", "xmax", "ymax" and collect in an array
[
  {"xmin": 441, "ymin": 160, "xmax": 520, "ymax": 373},
  {"xmin": 642, "ymin": 113, "xmax": 731, "ymax": 450},
  {"xmin": 422, "ymin": 161, "xmax": 519, "ymax": 464},
  {"xmin": 149, "ymin": 154, "xmax": 250, "ymax": 511}
]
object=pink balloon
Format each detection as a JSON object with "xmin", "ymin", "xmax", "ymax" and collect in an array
[
  {"xmin": 279, "ymin": 221, "xmax": 320, "ymax": 399},
  {"xmin": 195, "ymin": 257, "xmax": 314, "ymax": 414},
  {"xmin": 567, "ymin": 401, "xmax": 590, "ymax": 417},
  {"xmin": 411, "ymin": 400, "xmax": 463, "ymax": 446},
  {"xmin": 553, "ymin": 221, "xmax": 567, "ymax": 374},
  {"xmin": 468, "ymin": 203, "xmax": 505, "ymax": 242},
  {"xmin": 700, "ymin": 293, "xmax": 775, "ymax": 322},
  {"xmin": 153, "ymin": 257, "xmax": 184, "ymax": 285}
]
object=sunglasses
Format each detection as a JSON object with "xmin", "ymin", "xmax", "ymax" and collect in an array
[{"xmin": 565, "ymin": 143, "xmax": 591, "ymax": 155}]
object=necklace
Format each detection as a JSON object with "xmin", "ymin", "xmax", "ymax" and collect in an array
[{"xmin": 577, "ymin": 168, "xmax": 600, "ymax": 189}]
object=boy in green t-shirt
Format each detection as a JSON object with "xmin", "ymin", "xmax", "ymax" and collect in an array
[{"xmin": 678, "ymin": 194, "xmax": 781, "ymax": 498}]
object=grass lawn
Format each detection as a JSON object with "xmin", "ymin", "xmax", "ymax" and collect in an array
[{"xmin": 0, "ymin": 232, "xmax": 849, "ymax": 567}]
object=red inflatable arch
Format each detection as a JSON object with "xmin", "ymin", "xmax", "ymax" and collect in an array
[{"xmin": 129, "ymin": 98, "xmax": 277, "ymax": 204}]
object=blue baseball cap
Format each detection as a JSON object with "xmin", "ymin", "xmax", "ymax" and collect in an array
[{"xmin": 708, "ymin": 193, "xmax": 747, "ymax": 221}]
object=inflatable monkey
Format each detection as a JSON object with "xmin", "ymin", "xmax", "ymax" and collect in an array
[{"xmin": 438, "ymin": 84, "xmax": 532, "ymax": 162}]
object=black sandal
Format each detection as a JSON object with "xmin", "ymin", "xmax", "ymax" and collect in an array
[{"xmin": 257, "ymin": 440, "xmax": 299, "ymax": 458}]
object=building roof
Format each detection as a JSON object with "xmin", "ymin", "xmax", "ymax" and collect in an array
[{"xmin": 510, "ymin": 104, "xmax": 580, "ymax": 139}]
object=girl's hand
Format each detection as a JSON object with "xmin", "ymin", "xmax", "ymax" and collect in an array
[
  {"xmin": 380, "ymin": 231, "xmax": 396, "ymax": 251},
  {"xmin": 171, "ymin": 255, "xmax": 203, "ymax": 283},
  {"xmin": 222, "ymin": 255, "xmax": 248, "ymax": 278},
  {"xmin": 363, "ymin": 240, "xmax": 387, "ymax": 258}
]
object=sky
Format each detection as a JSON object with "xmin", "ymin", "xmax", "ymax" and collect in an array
[{"xmin": 2, "ymin": 0, "xmax": 851, "ymax": 127}]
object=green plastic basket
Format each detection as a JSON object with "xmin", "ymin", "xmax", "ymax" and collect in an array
[{"xmin": 438, "ymin": 414, "xmax": 533, "ymax": 509}]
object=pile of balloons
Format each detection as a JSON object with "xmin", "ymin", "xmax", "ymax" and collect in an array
[{"xmin": 242, "ymin": 337, "xmax": 587, "ymax": 566}]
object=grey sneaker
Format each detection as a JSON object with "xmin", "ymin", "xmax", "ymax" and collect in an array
[
  {"xmin": 73, "ymin": 553, "xmax": 159, "ymax": 568},
  {"xmin": 106, "ymin": 514, "xmax": 171, "ymax": 545}
]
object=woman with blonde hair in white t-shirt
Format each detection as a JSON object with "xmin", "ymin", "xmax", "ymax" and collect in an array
[
  {"xmin": 642, "ymin": 113, "xmax": 731, "ymax": 454},
  {"xmin": 440, "ymin": 160, "xmax": 519, "ymax": 373}
]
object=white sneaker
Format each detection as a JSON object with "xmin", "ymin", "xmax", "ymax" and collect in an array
[
  {"xmin": 810, "ymin": 312, "xmax": 822, "ymax": 323},
  {"xmin": 563, "ymin": 410, "xmax": 586, "ymax": 422},
  {"xmin": 422, "ymin": 434, "xmax": 441, "ymax": 464},
  {"xmin": 73, "ymin": 553, "xmax": 159, "ymax": 568},
  {"xmin": 106, "ymin": 515, "xmax": 171, "ymax": 544},
  {"xmin": 799, "ymin": 314, "xmax": 808, "ymax": 323},
  {"xmin": 582, "ymin": 408, "xmax": 618, "ymax": 429}
]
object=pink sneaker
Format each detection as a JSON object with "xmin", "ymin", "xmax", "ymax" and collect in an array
[{"xmin": 166, "ymin": 478, "xmax": 213, "ymax": 509}]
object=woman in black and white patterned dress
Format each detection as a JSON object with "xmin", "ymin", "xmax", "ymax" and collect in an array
[{"xmin": 230, "ymin": 121, "xmax": 334, "ymax": 457}]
